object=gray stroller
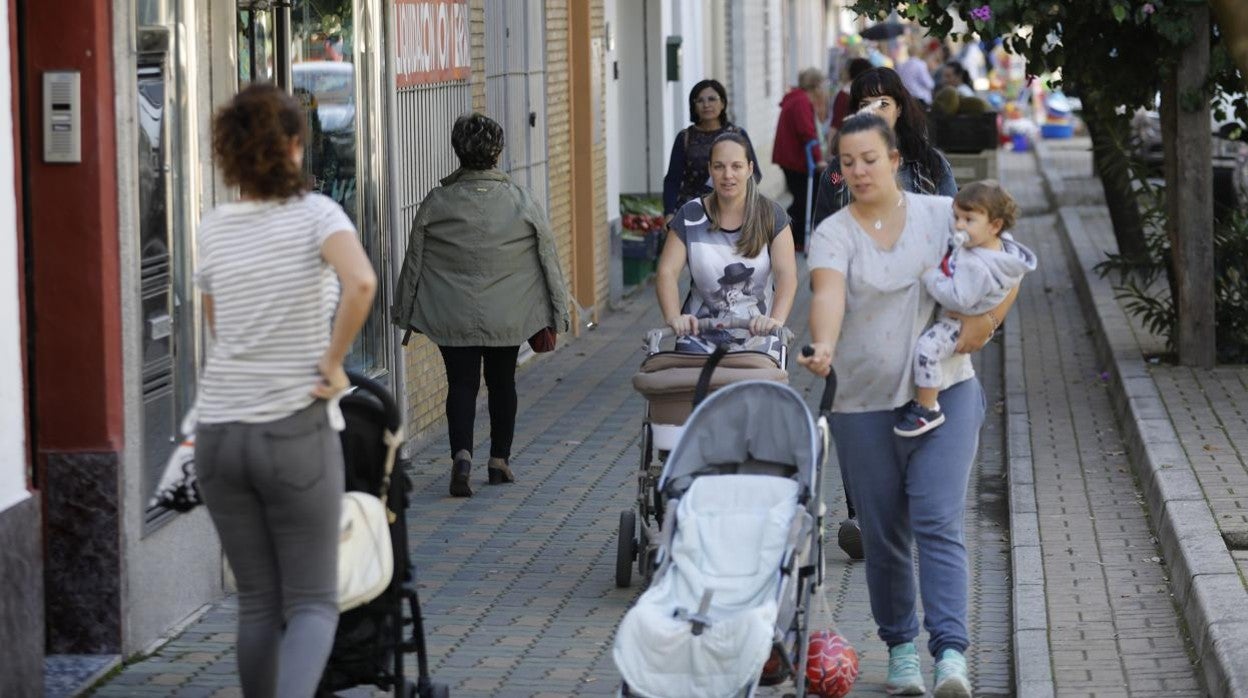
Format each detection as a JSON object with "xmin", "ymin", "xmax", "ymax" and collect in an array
[{"xmin": 613, "ymin": 347, "xmax": 837, "ymax": 697}]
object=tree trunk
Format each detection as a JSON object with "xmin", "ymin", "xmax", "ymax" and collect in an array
[
  {"xmin": 1163, "ymin": 6, "xmax": 1217, "ymax": 367},
  {"xmin": 1084, "ymin": 103, "xmax": 1149, "ymax": 262}
]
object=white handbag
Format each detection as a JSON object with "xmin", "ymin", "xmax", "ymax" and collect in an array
[
  {"xmin": 337, "ymin": 490, "xmax": 394, "ymax": 611},
  {"xmin": 336, "ymin": 404, "xmax": 404, "ymax": 611}
]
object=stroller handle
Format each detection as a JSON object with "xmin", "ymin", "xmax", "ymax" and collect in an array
[
  {"xmin": 345, "ymin": 370, "xmax": 403, "ymax": 433},
  {"xmin": 644, "ymin": 318, "xmax": 795, "ymax": 354},
  {"xmin": 800, "ymin": 345, "xmax": 839, "ymax": 417}
]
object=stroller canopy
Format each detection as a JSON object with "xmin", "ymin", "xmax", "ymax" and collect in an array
[{"xmin": 660, "ymin": 380, "xmax": 820, "ymax": 495}]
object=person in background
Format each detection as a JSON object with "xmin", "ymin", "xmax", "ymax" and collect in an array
[
  {"xmin": 941, "ymin": 60, "xmax": 977, "ymax": 98},
  {"xmin": 894, "ymin": 39, "xmax": 935, "ymax": 106},
  {"xmin": 830, "ymin": 58, "xmax": 874, "ymax": 135},
  {"xmin": 194, "ymin": 83, "xmax": 377, "ymax": 698},
  {"xmin": 662, "ymin": 79, "xmax": 762, "ymax": 221},
  {"xmin": 772, "ymin": 68, "xmax": 828, "ymax": 252},
  {"xmin": 392, "ymin": 113, "xmax": 570, "ymax": 498}
]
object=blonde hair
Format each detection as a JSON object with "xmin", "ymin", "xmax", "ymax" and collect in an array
[
  {"xmin": 798, "ymin": 68, "xmax": 825, "ymax": 91},
  {"xmin": 705, "ymin": 132, "xmax": 774, "ymax": 258},
  {"xmin": 954, "ymin": 180, "xmax": 1019, "ymax": 231}
]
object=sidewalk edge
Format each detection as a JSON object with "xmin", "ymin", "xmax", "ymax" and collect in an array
[
  {"xmin": 1004, "ymin": 314, "xmax": 1056, "ymax": 698},
  {"xmin": 1038, "ymin": 144, "xmax": 1248, "ymax": 697}
]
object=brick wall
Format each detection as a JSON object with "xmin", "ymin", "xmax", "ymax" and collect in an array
[
  {"xmin": 591, "ymin": 0, "xmax": 609, "ymax": 307},
  {"xmin": 544, "ymin": 0, "xmax": 574, "ymax": 276}
]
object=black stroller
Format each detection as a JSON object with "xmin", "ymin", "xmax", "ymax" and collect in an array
[{"xmin": 317, "ymin": 372, "xmax": 448, "ymax": 698}]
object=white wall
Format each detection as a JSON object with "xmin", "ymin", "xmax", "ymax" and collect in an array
[
  {"xmin": 604, "ymin": 0, "xmax": 620, "ymax": 220},
  {"xmin": 615, "ymin": 0, "xmax": 665, "ymax": 193},
  {"xmin": 0, "ymin": 0, "xmax": 30, "ymax": 514},
  {"xmin": 734, "ymin": 0, "xmax": 787, "ymax": 199}
]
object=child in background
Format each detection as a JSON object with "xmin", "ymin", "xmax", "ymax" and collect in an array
[{"xmin": 895, "ymin": 180, "xmax": 1037, "ymax": 437}]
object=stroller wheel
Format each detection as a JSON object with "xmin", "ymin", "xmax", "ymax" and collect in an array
[{"xmin": 616, "ymin": 510, "xmax": 637, "ymax": 587}]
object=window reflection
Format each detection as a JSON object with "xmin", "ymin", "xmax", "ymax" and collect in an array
[{"xmin": 234, "ymin": 1, "xmax": 377, "ymax": 374}]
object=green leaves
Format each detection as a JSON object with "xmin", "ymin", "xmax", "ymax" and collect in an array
[{"xmin": 1112, "ymin": 4, "xmax": 1128, "ymax": 23}]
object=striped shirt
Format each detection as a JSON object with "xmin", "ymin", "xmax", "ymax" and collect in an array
[{"xmin": 194, "ymin": 193, "xmax": 355, "ymax": 424}]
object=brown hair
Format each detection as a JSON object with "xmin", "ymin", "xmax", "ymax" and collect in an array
[
  {"xmin": 212, "ymin": 83, "xmax": 309, "ymax": 200},
  {"xmin": 704, "ymin": 132, "xmax": 775, "ymax": 258},
  {"xmin": 954, "ymin": 180, "xmax": 1019, "ymax": 231}
]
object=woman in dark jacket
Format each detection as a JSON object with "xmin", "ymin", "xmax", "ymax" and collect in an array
[
  {"xmin": 392, "ymin": 113, "xmax": 570, "ymax": 497},
  {"xmin": 662, "ymin": 79, "xmax": 762, "ymax": 219},
  {"xmin": 812, "ymin": 67, "xmax": 957, "ymax": 230}
]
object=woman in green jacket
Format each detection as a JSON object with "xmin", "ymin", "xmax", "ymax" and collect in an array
[{"xmin": 392, "ymin": 113, "xmax": 570, "ymax": 497}]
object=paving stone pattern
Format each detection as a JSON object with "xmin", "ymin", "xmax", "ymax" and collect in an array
[
  {"xmin": 89, "ymin": 252, "xmax": 1012, "ymax": 696},
  {"xmin": 1002, "ymin": 150, "xmax": 1203, "ymax": 697}
]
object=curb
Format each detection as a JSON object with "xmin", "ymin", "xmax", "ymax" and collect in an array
[
  {"xmin": 1036, "ymin": 144, "xmax": 1248, "ymax": 696},
  {"xmin": 1003, "ymin": 315, "xmax": 1056, "ymax": 698}
]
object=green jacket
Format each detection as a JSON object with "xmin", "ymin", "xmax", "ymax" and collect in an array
[{"xmin": 391, "ymin": 168, "xmax": 571, "ymax": 347}]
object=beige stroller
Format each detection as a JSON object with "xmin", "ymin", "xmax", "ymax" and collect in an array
[{"xmin": 615, "ymin": 318, "xmax": 793, "ymax": 588}]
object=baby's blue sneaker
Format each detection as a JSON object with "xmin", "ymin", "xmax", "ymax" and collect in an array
[
  {"xmin": 885, "ymin": 642, "xmax": 926, "ymax": 695},
  {"xmin": 894, "ymin": 399, "xmax": 945, "ymax": 437},
  {"xmin": 933, "ymin": 648, "xmax": 972, "ymax": 697}
]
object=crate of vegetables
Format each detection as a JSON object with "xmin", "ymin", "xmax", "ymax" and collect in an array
[{"xmin": 620, "ymin": 195, "xmax": 666, "ymax": 260}]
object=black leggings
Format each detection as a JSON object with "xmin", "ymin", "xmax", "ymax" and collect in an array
[
  {"xmin": 783, "ymin": 166, "xmax": 811, "ymax": 250},
  {"xmin": 438, "ymin": 345, "xmax": 521, "ymax": 460}
]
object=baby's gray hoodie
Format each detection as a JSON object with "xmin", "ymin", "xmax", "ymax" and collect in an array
[{"xmin": 920, "ymin": 232, "xmax": 1038, "ymax": 316}]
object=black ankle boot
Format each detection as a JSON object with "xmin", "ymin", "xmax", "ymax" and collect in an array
[
  {"xmin": 449, "ymin": 450, "xmax": 473, "ymax": 497},
  {"xmin": 487, "ymin": 457, "xmax": 515, "ymax": 484}
]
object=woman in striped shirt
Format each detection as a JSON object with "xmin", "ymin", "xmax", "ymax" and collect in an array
[{"xmin": 193, "ymin": 84, "xmax": 376, "ymax": 697}]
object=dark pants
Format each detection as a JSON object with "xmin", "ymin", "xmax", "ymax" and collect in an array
[
  {"xmin": 195, "ymin": 401, "xmax": 343, "ymax": 698},
  {"xmin": 439, "ymin": 345, "xmax": 521, "ymax": 460},
  {"xmin": 782, "ymin": 166, "xmax": 813, "ymax": 250}
]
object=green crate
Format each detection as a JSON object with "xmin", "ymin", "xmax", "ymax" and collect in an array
[{"xmin": 623, "ymin": 257, "xmax": 652, "ymax": 286}]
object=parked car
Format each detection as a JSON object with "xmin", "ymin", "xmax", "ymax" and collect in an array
[
  {"xmin": 1130, "ymin": 91, "xmax": 1248, "ymax": 216},
  {"xmin": 292, "ymin": 61, "xmax": 356, "ymax": 168}
]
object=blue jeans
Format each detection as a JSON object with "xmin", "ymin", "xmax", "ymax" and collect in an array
[{"xmin": 829, "ymin": 377, "xmax": 986, "ymax": 657}]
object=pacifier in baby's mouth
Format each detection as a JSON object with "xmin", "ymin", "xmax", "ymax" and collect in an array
[{"xmin": 951, "ymin": 230, "xmax": 970, "ymax": 249}]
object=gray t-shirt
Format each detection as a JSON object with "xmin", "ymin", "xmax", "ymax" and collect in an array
[
  {"xmin": 669, "ymin": 197, "xmax": 790, "ymax": 354},
  {"xmin": 195, "ymin": 193, "xmax": 355, "ymax": 424},
  {"xmin": 806, "ymin": 192, "xmax": 974, "ymax": 413}
]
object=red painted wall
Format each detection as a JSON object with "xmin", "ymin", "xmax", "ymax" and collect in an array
[
  {"xmin": 10, "ymin": 0, "xmax": 29, "ymax": 477},
  {"xmin": 22, "ymin": 0, "xmax": 123, "ymax": 452}
]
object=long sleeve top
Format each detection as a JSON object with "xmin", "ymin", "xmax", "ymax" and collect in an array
[{"xmin": 921, "ymin": 232, "xmax": 1037, "ymax": 315}]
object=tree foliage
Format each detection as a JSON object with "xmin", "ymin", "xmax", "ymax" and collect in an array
[{"xmin": 850, "ymin": 0, "xmax": 1246, "ymax": 125}]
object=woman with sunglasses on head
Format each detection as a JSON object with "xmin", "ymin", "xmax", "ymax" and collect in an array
[
  {"xmin": 812, "ymin": 66, "xmax": 957, "ymax": 230},
  {"xmin": 662, "ymin": 79, "xmax": 762, "ymax": 222}
]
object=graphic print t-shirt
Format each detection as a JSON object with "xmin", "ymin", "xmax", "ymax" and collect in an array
[{"xmin": 668, "ymin": 197, "xmax": 790, "ymax": 356}]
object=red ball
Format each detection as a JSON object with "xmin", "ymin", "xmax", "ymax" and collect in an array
[{"xmin": 805, "ymin": 630, "xmax": 860, "ymax": 698}]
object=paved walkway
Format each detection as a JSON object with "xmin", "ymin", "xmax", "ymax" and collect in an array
[
  {"xmin": 85, "ymin": 146, "xmax": 1225, "ymax": 698},
  {"xmin": 87, "ymin": 253, "xmax": 1012, "ymax": 695},
  {"xmin": 1002, "ymin": 147, "xmax": 1202, "ymax": 696}
]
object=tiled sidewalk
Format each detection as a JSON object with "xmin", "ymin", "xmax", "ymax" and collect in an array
[
  {"xmin": 1002, "ymin": 148, "xmax": 1203, "ymax": 696},
  {"xmin": 87, "ymin": 254, "xmax": 1013, "ymax": 696}
]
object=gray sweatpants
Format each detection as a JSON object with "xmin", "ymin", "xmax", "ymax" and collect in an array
[
  {"xmin": 913, "ymin": 316, "xmax": 963, "ymax": 390},
  {"xmin": 196, "ymin": 401, "xmax": 343, "ymax": 698}
]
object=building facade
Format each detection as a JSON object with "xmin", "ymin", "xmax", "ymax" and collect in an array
[{"xmin": 11, "ymin": 0, "xmax": 610, "ymax": 686}]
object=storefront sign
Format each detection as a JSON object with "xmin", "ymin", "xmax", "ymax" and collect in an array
[{"xmin": 395, "ymin": 0, "xmax": 470, "ymax": 87}]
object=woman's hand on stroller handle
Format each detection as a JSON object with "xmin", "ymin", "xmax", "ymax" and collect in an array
[
  {"xmin": 798, "ymin": 342, "xmax": 833, "ymax": 376},
  {"xmin": 665, "ymin": 313, "xmax": 700, "ymax": 337},
  {"xmin": 801, "ymin": 344, "xmax": 838, "ymax": 415},
  {"xmin": 646, "ymin": 317, "xmax": 795, "ymax": 352}
]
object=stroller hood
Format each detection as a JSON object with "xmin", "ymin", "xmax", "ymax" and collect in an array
[{"xmin": 659, "ymin": 380, "xmax": 820, "ymax": 495}]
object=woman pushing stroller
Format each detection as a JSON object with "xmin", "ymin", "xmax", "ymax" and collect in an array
[
  {"xmin": 656, "ymin": 131, "xmax": 798, "ymax": 357},
  {"xmin": 799, "ymin": 112, "xmax": 1024, "ymax": 697}
]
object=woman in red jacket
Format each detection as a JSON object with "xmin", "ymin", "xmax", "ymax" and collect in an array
[{"xmin": 772, "ymin": 68, "xmax": 827, "ymax": 251}]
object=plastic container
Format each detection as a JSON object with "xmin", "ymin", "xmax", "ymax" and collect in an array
[{"xmin": 1040, "ymin": 123, "xmax": 1074, "ymax": 139}]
